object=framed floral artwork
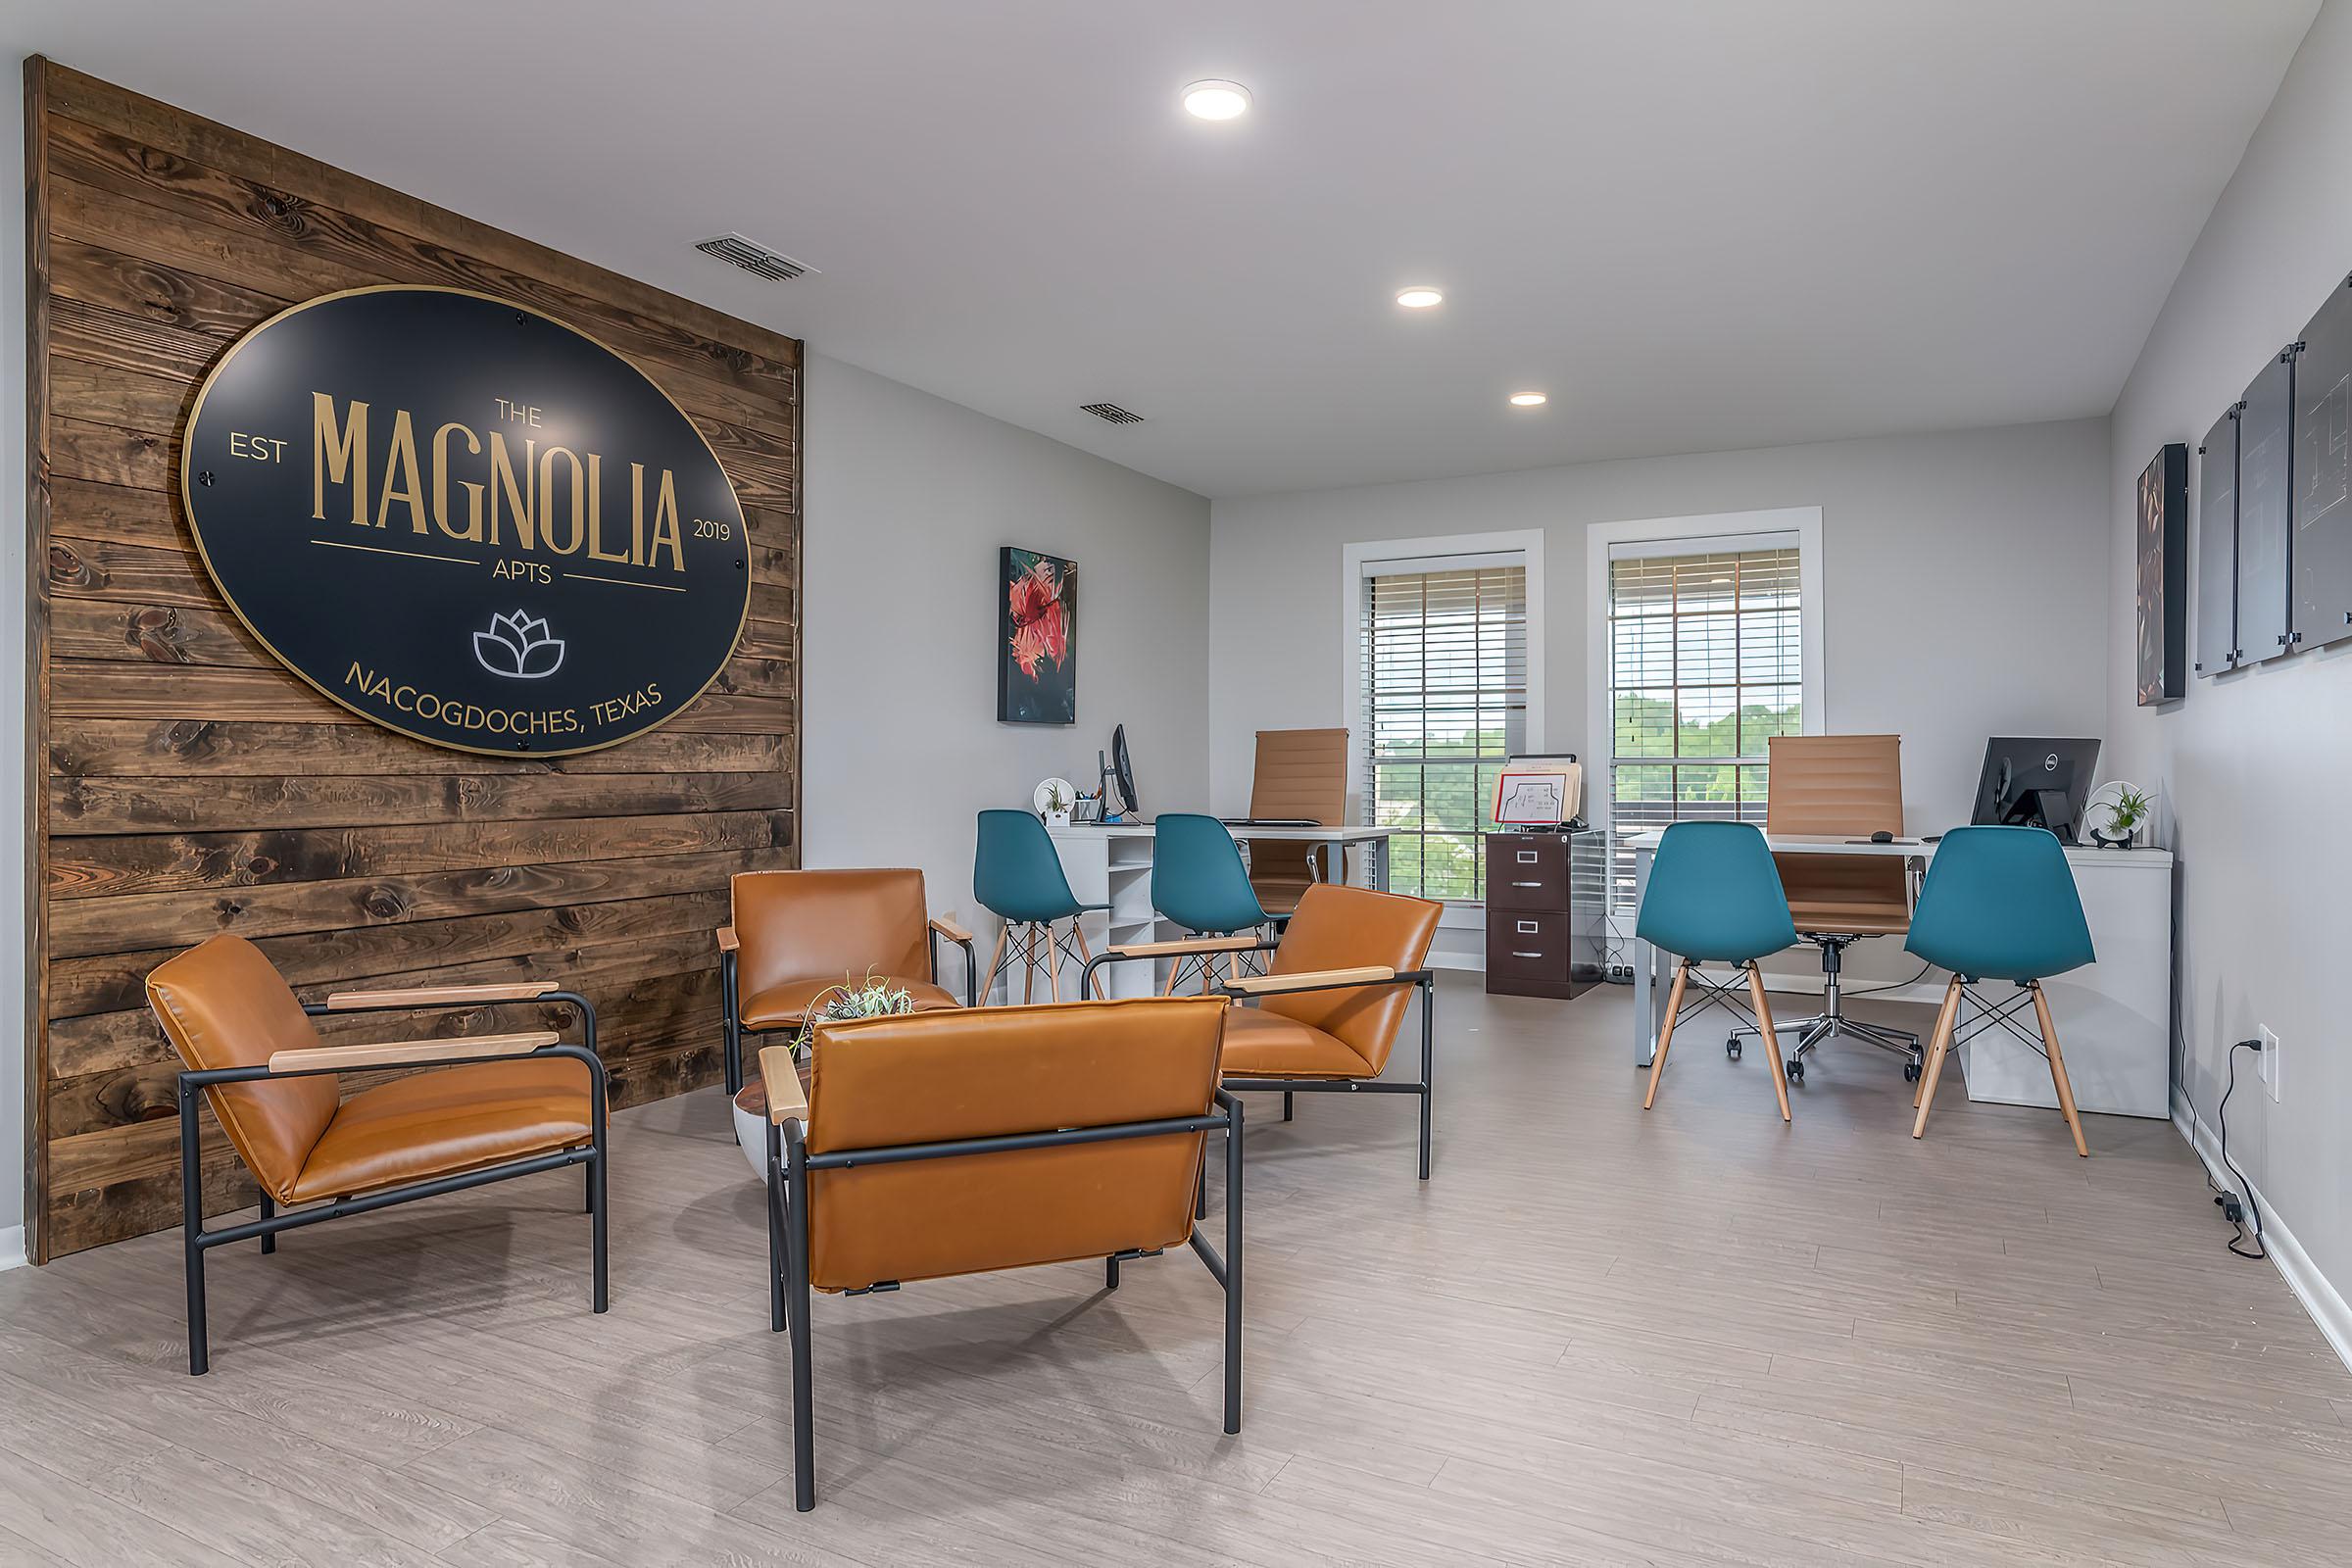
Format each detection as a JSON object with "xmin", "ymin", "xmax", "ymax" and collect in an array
[{"xmin": 998, "ymin": 547, "xmax": 1076, "ymax": 724}]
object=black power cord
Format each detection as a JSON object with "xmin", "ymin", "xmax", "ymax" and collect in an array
[{"xmin": 2205, "ymin": 1039, "xmax": 2268, "ymax": 1260}]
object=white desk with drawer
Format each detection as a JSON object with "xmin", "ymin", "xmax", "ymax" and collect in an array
[{"xmin": 1622, "ymin": 830, "xmax": 2175, "ymax": 1118}]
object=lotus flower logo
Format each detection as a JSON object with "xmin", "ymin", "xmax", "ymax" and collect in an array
[{"xmin": 473, "ymin": 610, "xmax": 566, "ymax": 679}]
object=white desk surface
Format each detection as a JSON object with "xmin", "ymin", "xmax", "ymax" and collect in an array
[
  {"xmin": 1048, "ymin": 821, "xmax": 1391, "ymax": 842},
  {"xmin": 1620, "ymin": 828, "xmax": 2173, "ymax": 869}
]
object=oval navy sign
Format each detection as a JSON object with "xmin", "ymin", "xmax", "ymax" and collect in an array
[{"xmin": 181, "ymin": 286, "xmax": 750, "ymax": 756}]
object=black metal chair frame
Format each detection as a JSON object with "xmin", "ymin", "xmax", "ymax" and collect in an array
[
  {"xmin": 1081, "ymin": 942, "xmax": 1438, "ymax": 1179},
  {"xmin": 720, "ymin": 924, "xmax": 978, "ymax": 1094},
  {"xmin": 761, "ymin": 1086, "xmax": 1244, "ymax": 1510},
  {"xmin": 175, "ymin": 991, "xmax": 607, "ymax": 1376}
]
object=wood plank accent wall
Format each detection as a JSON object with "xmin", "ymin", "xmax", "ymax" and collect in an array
[{"xmin": 23, "ymin": 60, "xmax": 803, "ymax": 1260}]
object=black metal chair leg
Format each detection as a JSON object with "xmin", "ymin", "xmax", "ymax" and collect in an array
[
  {"xmin": 766, "ymin": 1122, "xmax": 788, "ymax": 1333},
  {"xmin": 1195, "ymin": 1142, "xmax": 1208, "ymax": 1219},
  {"xmin": 1104, "ymin": 1254, "xmax": 1121, "ymax": 1290},
  {"xmin": 1223, "ymin": 1095, "xmax": 1244, "ymax": 1434},
  {"xmin": 785, "ymin": 1130, "xmax": 817, "ymax": 1512},
  {"xmin": 721, "ymin": 951, "xmax": 743, "ymax": 1095},
  {"xmin": 1282, "ymin": 1091, "xmax": 1294, "ymax": 1122},
  {"xmin": 259, "ymin": 1192, "xmax": 275, "ymax": 1253},
  {"xmin": 589, "ymin": 1090, "xmax": 610, "ymax": 1314},
  {"xmin": 1417, "ymin": 980, "xmax": 1435, "ymax": 1181},
  {"xmin": 179, "ymin": 1085, "xmax": 210, "ymax": 1376}
]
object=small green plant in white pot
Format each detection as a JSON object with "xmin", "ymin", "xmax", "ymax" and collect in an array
[
  {"xmin": 2088, "ymin": 782, "xmax": 2154, "ymax": 849},
  {"xmin": 1041, "ymin": 782, "xmax": 1073, "ymax": 826}
]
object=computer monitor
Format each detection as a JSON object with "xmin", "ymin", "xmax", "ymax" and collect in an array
[
  {"xmin": 1100, "ymin": 723, "xmax": 1140, "ymax": 820},
  {"xmin": 1969, "ymin": 738, "xmax": 2101, "ymax": 844}
]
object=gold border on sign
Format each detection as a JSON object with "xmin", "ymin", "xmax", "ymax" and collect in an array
[{"xmin": 178, "ymin": 283, "xmax": 757, "ymax": 759}]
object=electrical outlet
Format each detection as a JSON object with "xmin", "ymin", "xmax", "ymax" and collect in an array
[{"xmin": 2259, "ymin": 1024, "xmax": 2281, "ymax": 1102}]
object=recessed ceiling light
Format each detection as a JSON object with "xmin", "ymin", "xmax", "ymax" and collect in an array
[
  {"xmin": 1509, "ymin": 392, "xmax": 1548, "ymax": 408},
  {"xmin": 1396, "ymin": 286, "xmax": 1445, "ymax": 309},
  {"xmin": 1182, "ymin": 80, "xmax": 1251, "ymax": 121}
]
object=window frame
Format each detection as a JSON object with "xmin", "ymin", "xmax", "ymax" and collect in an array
[
  {"xmin": 1342, "ymin": 529, "xmax": 1546, "ymax": 911},
  {"xmin": 1584, "ymin": 509, "xmax": 1826, "ymax": 902}
]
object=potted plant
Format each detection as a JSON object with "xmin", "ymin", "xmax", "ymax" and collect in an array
[
  {"xmin": 732, "ymin": 970, "xmax": 918, "ymax": 1179},
  {"xmin": 1041, "ymin": 781, "xmax": 1073, "ymax": 826},
  {"xmin": 2089, "ymin": 783, "xmax": 2154, "ymax": 850}
]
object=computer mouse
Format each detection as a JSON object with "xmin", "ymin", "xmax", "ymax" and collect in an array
[{"xmin": 1870, "ymin": 830, "xmax": 1895, "ymax": 844}]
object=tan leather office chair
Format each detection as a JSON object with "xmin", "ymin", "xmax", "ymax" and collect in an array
[
  {"xmin": 1085, "ymin": 882, "xmax": 1444, "ymax": 1177},
  {"xmin": 715, "ymin": 868, "xmax": 977, "ymax": 1094},
  {"xmin": 1740, "ymin": 734, "xmax": 1922, "ymax": 1084},
  {"xmin": 146, "ymin": 935, "xmax": 607, "ymax": 1374},
  {"xmin": 1240, "ymin": 726, "xmax": 1348, "ymax": 913},
  {"xmin": 755, "ymin": 998, "xmax": 1241, "ymax": 1510}
]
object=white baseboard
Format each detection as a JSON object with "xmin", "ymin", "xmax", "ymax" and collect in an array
[
  {"xmin": 0, "ymin": 1226, "xmax": 24, "ymax": 1272},
  {"xmin": 2173, "ymin": 1087, "xmax": 2352, "ymax": 1375}
]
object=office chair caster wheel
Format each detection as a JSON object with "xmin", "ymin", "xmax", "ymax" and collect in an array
[
  {"xmin": 1725, "ymin": 1037, "xmax": 1742, "ymax": 1060},
  {"xmin": 1903, "ymin": 1060, "xmax": 1922, "ymax": 1083},
  {"xmin": 1785, "ymin": 1059, "xmax": 1805, "ymax": 1085}
]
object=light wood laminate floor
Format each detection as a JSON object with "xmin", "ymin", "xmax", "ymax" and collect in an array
[{"xmin": 3, "ymin": 975, "xmax": 2347, "ymax": 1566}]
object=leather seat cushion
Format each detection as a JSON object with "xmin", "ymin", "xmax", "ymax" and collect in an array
[
  {"xmin": 1218, "ymin": 1007, "xmax": 1374, "ymax": 1080},
  {"xmin": 290, "ymin": 1058, "xmax": 596, "ymax": 1201},
  {"xmin": 741, "ymin": 976, "xmax": 961, "ymax": 1031}
]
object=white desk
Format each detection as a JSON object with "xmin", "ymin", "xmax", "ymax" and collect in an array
[
  {"xmin": 1038, "ymin": 821, "xmax": 1392, "ymax": 1000},
  {"xmin": 1623, "ymin": 830, "xmax": 2175, "ymax": 1118}
]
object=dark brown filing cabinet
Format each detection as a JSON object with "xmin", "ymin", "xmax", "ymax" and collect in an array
[{"xmin": 1485, "ymin": 830, "xmax": 1597, "ymax": 1000}]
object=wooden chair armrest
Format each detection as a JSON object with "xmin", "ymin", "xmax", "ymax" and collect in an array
[
  {"xmin": 716, "ymin": 924, "xmax": 740, "ymax": 954},
  {"xmin": 929, "ymin": 913, "xmax": 973, "ymax": 944},
  {"xmin": 1107, "ymin": 935, "xmax": 1266, "ymax": 958},
  {"xmin": 320, "ymin": 981, "xmax": 563, "ymax": 1011},
  {"xmin": 265, "ymin": 1030, "xmax": 560, "ymax": 1073},
  {"xmin": 1224, "ymin": 964, "xmax": 1396, "ymax": 996},
  {"xmin": 759, "ymin": 1045, "xmax": 809, "ymax": 1123}
]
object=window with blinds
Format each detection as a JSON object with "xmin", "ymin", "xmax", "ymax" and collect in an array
[
  {"xmin": 1361, "ymin": 561, "xmax": 1528, "ymax": 902},
  {"xmin": 1606, "ymin": 543, "xmax": 1801, "ymax": 909}
]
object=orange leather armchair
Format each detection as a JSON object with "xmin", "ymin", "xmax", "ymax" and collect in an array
[
  {"xmin": 1083, "ymin": 882, "xmax": 1443, "ymax": 1178},
  {"xmin": 715, "ymin": 867, "xmax": 977, "ymax": 1094},
  {"xmin": 755, "ymin": 998, "xmax": 1240, "ymax": 1510},
  {"xmin": 145, "ymin": 935, "xmax": 608, "ymax": 1375}
]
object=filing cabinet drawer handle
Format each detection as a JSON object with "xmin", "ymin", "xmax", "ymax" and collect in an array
[
  {"xmin": 1510, "ymin": 880, "xmax": 1544, "ymax": 888},
  {"xmin": 1511, "ymin": 951, "xmax": 1544, "ymax": 959},
  {"xmin": 1516, "ymin": 920, "xmax": 1539, "ymax": 933},
  {"xmin": 1516, "ymin": 850, "xmax": 1540, "ymax": 862}
]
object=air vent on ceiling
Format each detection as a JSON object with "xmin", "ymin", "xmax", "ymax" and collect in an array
[
  {"xmin": 693, "ymin": 233, "xmax": 815, "ymax": 281},
  {"xmin": 1081, "ymin": 403, "xmax": 1145, "ymax": 424}
]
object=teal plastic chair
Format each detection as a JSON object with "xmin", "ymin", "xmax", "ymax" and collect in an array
[
  {"xmin": 1638, "ymin": 821, "xmax": 1799, "ymax": 1122},
  {"xmin": 1150, "ymin": 813, "xmax": 1275, "ymax": 992},
  {"xmin": 1904, "ymin": 826, "xmax": 2093, "ymax": 1154},
  {"xmin": 973, "ymin": 808, "xmax": 1110, "ymax": 1003}
]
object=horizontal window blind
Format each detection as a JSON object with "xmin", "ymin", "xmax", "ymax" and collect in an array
[
  {"xmin": 1607, "ymin": 544, "xmax": 1801, "ymax": 909},
  {"xmin": 1361, "ymin": 562, "xmax": 1527, "ymax": 901}
]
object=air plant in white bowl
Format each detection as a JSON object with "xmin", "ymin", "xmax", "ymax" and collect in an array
[{"xmin": 791, "ymin": 971, "xmax": 917, "ymax": 1060}]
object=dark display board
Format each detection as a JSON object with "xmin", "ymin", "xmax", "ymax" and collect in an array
[
  {"xmin": 2134, "ymin": 443, "xmax": 2187, "ymax": 704},
  {"xmin": 2235, "ymin": 352, "xmax": 2295, "ymax": 663},
  {"xmin": 2195, "ymin": 409, "xmax": 2239, "ymax": 675},
  {"xmin": 2293, "ymin": 274, "xmax": 2352, "ymax": 649},
  {"xmin": 181, "ymin": 287, "xmax": 751, "ymax": 755}
]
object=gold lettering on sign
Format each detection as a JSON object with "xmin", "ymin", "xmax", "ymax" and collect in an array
[{"xmin": 308, "ymin": 391, "xmax": 704, "ymax": 574}]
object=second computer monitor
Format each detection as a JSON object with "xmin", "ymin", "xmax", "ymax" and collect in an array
[{"xmin": 1970, "ymin": 737, "xmax": 2101, "ymax": 844}]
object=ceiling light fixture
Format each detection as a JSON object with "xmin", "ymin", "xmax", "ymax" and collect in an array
[
  {"xmin": 1509, "ymin": 392, "xmax": 1548, "ymax": 408},
  {"xmin": 1395, "ymin": 286, "xmax": 1445, "ymax": 310},
  {"xmin": 1182, "ymin": 80, "xmax": 1251, "ymax": 121}
]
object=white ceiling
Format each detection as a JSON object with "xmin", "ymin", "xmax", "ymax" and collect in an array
[{"xmin": 7, "ymin": 1, "xmax": 2321, "ymax": 499}]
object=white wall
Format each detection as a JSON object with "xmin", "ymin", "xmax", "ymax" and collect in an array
[
  {"xmin": 2106, "ymin": 1, "xmax": 2352, "ymax": 1304},
  {"xmin": 1211, "ymin": 418, "xmax": 2112, "ymax": 830},
  {"xmin": 3, "ymin": 60, "xmax": 27, "ymax": 1264},
  {"xmin": 801, "ymin": 351, "xmax": 1211, "ymax": 933}
]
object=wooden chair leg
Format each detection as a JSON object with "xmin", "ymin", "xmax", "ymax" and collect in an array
[
  {"xmin": 1069, "ymin": 919, "xmax": 1106, "ymax": 1000},
  {"xmin": 1746, "ymin": 963, "xmax": 1791, "ymax": 1123},
  {"xmin": 1162, "ymin": 954, "xmax": 1184, "ymax": 996},
  {"xmin": 1048, "ymin": 923, "xmax": 1063, "ymax": 1004},
  {"xmin": 1642, "ymin": 961, "xmax": 1690, "ymax": 1110},
  {"xmin": 2029, "ymin": 982, "xmax": 2090, "ymax": 1157},
  {"xmin": 1912, "ymin": 976, "xmax": 1965, "ymax": 1139},
  {"xmin": 1021, "ymin": 925, "xmax": 1038, "ymax": 1004},
  {"xmin": 983, "ymin": 923, "xmax": 1008, "ymax": 1005},
  {"xmin": 1914, "ymin": 975, "xmax": 1962, "ymax": 1109}
]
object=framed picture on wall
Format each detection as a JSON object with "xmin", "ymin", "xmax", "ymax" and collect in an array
[
  {"xmin": 998, "ymin": 547, "xmax": 1078, "ymax": 724},
  {"xmin": 2135, "ymin": 443, "xmax": 2187, "ymax": 705}
]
